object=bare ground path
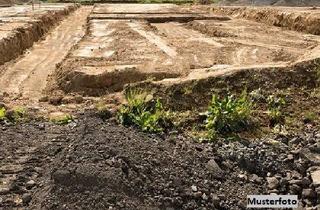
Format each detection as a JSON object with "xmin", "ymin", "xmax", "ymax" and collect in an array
[{"xmin": 0, "ymin": 6, "xmax": 92, "ymax": 101}]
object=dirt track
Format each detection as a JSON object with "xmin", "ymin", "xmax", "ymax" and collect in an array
[{"xmin": 0, "ymin": 6, "xmax": 91, "ymax": 100}]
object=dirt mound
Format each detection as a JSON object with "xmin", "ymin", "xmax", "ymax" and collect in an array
[
  {"xmin": 211, "ymin": 6, "xmax": 320, "ymax": 35},
  {"xmin": 0, "ymin": 114, "xmax": 318, "ymax": 209},
  {"xmin": 218, "ymin": 0, "xmax": 320, "ymax": 6},
  {"xmin": 0, "ymin": 0, "xmax": 12, "ymax": 6}
]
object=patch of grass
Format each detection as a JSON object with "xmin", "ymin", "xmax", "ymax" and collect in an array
[
  {"xmin": 303, "ymin": 111, "xmax": 317, "ymax": 124},
  {"xmin": 117, "ymin": 89, "xmax": 171, "ymax": 133},
  {"xmin": 50, "ymin": 113, "xmax": 73, "ymax": 125},
  {"xmin": 267, "ymin": 95, "xmax": 286, "ymax": 127},
  {"xmin": 95, "ymin": 102, "xmax": 112, "ymax": 120},
  {"xmin": 205, "ymin": 90, "xmax": 253, "ymax": 140}
]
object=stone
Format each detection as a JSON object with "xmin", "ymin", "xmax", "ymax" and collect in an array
[
  {"xmin": 211, "ymin": 193, "xmax": 220, "ymax": 206},
  {"xmin": 310, "ymin": 168, "xmax": 320, "ymax": 187},
  {"xmin": 250, "ymin": 174, "xmax": 262, "ymax": 183},
  {"xmin": 75, "ymin": 95, "xmax": 83, "ymax": 104},
  {"xmin": 0, "ymin": 187, "xmax": 10, "ymax": 195},
  {"xmin": 38, "ymin": 96, "xmax": 48, "ymax": 102},
  {"xmin": 300, "ymin": 149, "xmax": 320, "ymax": 165},
  {"xmin": 191, "ymin": 185, "xmax": 197, "ymax": 192},
  {"xmin": 202, "ymin": 193, "xmax": 208, "ymax": 200},
  {"xmin": 301, "ymin": 177, "xmax": 311, "ymax": 187},
  {"xmin": 206, "ymin": 159, "xmax": 224, "ymax": 179},
  {"xmin": 289, "ymin": 184, "xmax": 301, "ymax": 194},
  {"xmin": 26, "ymin": 180, "xmax": 36, "ymax": 189},
  {"xmin": 267, "ymin": 177, "xmax": 279, "ymax": 189},
  {"xmin": 289, "ymin": 137, "xmax": 301, "ymax": 146},
  {"xmin": 22, "ymin": 193, "xmax": 31, "ymax": 204},
  {"xmin": 48, "ymin": 96, "xmax": 63, "ymax": 105},
  {"xmin": 302, "ymin": 189, "xmax": 316, "ymax": 198}
]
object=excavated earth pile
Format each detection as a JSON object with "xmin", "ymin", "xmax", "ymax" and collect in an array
[
  {"xmin": 0, "ymin": 113, "xmax": 318, "ymax": 209},
  {"xmin": 210, "ymin": 6, "xmax": 320, "ymax": 35},
  {"xmin": 0, "ymin": 4, "xmax": 78, "ymax": 66}
]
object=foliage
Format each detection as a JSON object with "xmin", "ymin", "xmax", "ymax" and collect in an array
[
  {"xmin": 267, "ymin": 95, "xmax": 286, "ymax": 126},
  {"xmin": 0, "ymin": 107, "xmax": 5, "ymax": 120},
  {"xmin": 0, "ymin": 107, "xmax": 27, "ymax": 122},
  {"xmin": 205, "ymin": 90, "xmax": 252, "ymax": 139},
  {"xmin": 50, "ymin": 113, "xmax": 73, "ymax": 125},
  {"xmin": 117, "ymin": 89, "xmax": 171, "ymax": 133}
]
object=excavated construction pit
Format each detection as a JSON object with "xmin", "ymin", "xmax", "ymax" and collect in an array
[
  {"xmin": 0, "ymin": 4, "xmax": 78, "ymax": 66},
  {"xmin": 54, "ymin": 4, "xmax": 320, "ymax": 96}
]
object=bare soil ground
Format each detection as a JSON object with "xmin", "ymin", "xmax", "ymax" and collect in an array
[
  {"xmin": 0, "ymin": 3, "xmax": 320, "ymax": 210},
  {"xmin": 46, "ymin": 4, "xmax": 320, "ymax": 97}
]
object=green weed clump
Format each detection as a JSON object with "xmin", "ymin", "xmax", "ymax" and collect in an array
[
  {"xmin": 267, "ymin": 95, "xmax": 286, "ymax": 127},
  {"xmin": 0, "ymin": 107, "xmax": 27, "ymax": 123},
  {"xmin": 0, "ymin": 107, "xmax": 5, "ymax": 120},
  {"xmin": 205, "ymin": 91, "xmax": 252, "ymax": 139},
  {"xmin": 117, "ymin": 89, "xmax": 171, "ymax": 133},
  {"xmin": 50, "ymin": 113, "xmax": 73, "ymax": 125}
]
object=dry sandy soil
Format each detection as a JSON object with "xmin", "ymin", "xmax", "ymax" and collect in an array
[
  {"xmin": 1, "ymin": 4, "xmax": 320, "ymax": 101},
  {"xmin": 0, "ymin": 3, "xmax": 320, "ymax": 210}
]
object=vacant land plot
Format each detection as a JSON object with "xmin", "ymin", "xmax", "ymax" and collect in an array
[{"xmin": 0, "ymin": 3, "xmax": 319, "ymax": 210}]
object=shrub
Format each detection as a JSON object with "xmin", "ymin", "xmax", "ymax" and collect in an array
[
  {"xmin": 117, "ymin": 89, "xmax": 171, "ymax": 133},
  {"xmin": 205, "ymin": 91, "xmax": 252, "ymax": 138},
  {"xmin": 267, "ymin": 95, "xmax": 286, "ymax": 127}
]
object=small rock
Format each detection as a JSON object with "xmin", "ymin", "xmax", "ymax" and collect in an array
[
  {"xmin": 287, "ymin": 154, "xmax": 294, "ymax": 160},
  {"xmin": 289, "ymin": 179, "xmax": 303, "ymax": 185},
  {"xmin": 0, "ymin": 187, "xmax": 10, "ymax": 195},
  {"xmin": 302, "ymin": 188, "xmax": 316, "ymax": 198},
  {"xmin": 74, "ymin": 95, "xmax": 83, "ymax": 104},
  {"xmin": 202, "ymin": 193, "xmax": 208, "ymax": 200},
  {"xmin": 238, "ymin": 173, "xmax": 247, "ymax": 181},
  {"xmin": 300, "ymin": 149, "xmax": 320, "ymax": 165},
  {"xmin": 22, "ymin": 193, "xmax": 31, "ymax": 204},
  {"xmin": 250, "ymin": 174, "xmax": 262, "ymax": 183},
  {"xmin": 267, "ymin": 177, "xmax": 279, "ymax": 190},
  {"xmin": 49, "ymin": 96, "xmax": 63, "ymax": 105},
  {"xmin": 26, "ymin": 180, "xmax": 36, "ymax": 189},
  {"xmin": 61, "ymin": 96, "xmax": 74, "ymax": 104},
  {"xmin": 0, "ymin": 103, "xmax": 7, "ymax": 109},
  {"xmin": 310, "ymin": 168, "xmax": 320, "ymax": 187},
  {"xmin": 289, "ymin": 137, "xmax": 301, "ymax": 146},
  {"xmin": 211, "ymin": 193, "xmax": 220, "ymax": 207},
  {"xmin": 301, "ymin": 177, "xmax": 311, "ymax": 187},
  {"xmin": 289, "ymin": 184, "xmax": 301, "ymax": 194},
  {"xmin": 206, "ymin": 159, "xmax": 224, "ymax": 179},
  {"xmin": 193, "ymin": 191, "xmax": 202, "ymax": 198},
  {"xmin": 191, "ymin": 185, "xmax": 197, "ymax": 192},
  {"xmin": 38, "ymin": 96, "xmax": 48, "ymax": 102}
]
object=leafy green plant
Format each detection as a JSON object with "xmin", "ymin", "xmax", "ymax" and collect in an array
[
  {"xmin": 267, "ymin": 95, "xmax": 286, "ymax": 127},
  {"xmin": 0, "ymin": 107, "xmax": 6, "ymax": 120},
  {"xmin": 0, "ymin": 107, "xmax": 27, "ymax": 122},
  {"xmin": 205, "ymin": 90, "xmax": 252, "ymax": 139},
  {"xmin": 117, "ymin": 89, "xmax": 171, "ymax": 133}
]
